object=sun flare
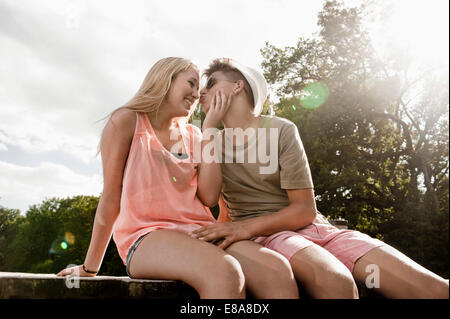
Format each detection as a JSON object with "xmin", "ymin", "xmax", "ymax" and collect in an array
[{"xmin": 371, "ymin": 0, "xmax": 449, "ymax": 66}]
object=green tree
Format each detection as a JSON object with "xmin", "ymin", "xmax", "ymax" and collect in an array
[
  {"xmin": 0, "ymin": 206, "xmax": 24, "ymax": 271},
  {"xmin": 3, "ymin": 196, "xmax": 126, "ymax": 276},
  {"xmin": 261, "ymin": 0, "xmax": 448, "ymax": 276}
]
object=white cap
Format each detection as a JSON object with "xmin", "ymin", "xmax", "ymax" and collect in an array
[{"xmin": 220, "ymin": 58, "xmax": 268, "ymax": 116}]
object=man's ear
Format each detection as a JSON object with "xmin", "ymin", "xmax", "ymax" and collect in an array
[{"xmin": 234, "ymin": 79, "xmax": 245, "ymax": 95}]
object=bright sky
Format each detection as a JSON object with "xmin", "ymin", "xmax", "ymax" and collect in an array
[{"xmin": 0, "ymin": 0, "xmax": 448, "ymax": 213}]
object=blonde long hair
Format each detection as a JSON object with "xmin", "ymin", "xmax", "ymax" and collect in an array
[
  {"xmin": 97, "ymin": 57, "xmax": 196, "ymax": 154},
  {"xmin": 122, "ymin": 57, "xmax": 194, "ymax": 113}
]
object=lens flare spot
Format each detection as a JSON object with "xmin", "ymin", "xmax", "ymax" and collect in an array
[
  {"xmin": 65, "ymin": 232, "xmax": 75, "ymax": 245},
  {"xmin": 60, "ymin": 241, "xmax": 68, "ymax": 250},
  {"xmin": 49, "ymin": 232, "xmax": 75, "ymax": 254},
  {"xmin": 299, "ymin": 82, "xmax": 329, "ymax": 109},
  {"xmin": 172, "ymin": 176, "xmax": 177, "ymax": 182}
]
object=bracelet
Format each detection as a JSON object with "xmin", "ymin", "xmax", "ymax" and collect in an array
[{"xmin": 82, "ymin": 264, "xmax": 98, "ymax": 274}]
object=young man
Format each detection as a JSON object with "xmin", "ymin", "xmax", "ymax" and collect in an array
[{"xmin": 193, "ymin": 58, "xmax": 449, "ymax": 298}]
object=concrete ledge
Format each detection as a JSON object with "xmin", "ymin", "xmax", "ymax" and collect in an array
[
  {"xmin": 0, "ymin": 272, "xmax": 199, "ymax": 299},
  {"xmin": 0, "ymin": 272, "xmax": 382, "ymax": 299}
]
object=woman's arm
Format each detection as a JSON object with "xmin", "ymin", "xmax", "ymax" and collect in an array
[
  {"xmin": 196, "ymin": 126, "xmax": 222, "ymax": 207},
  {"xmin": 57, "ymin": 109, "xmax": 135, "ymax": 276},
  {"xmin": 192, "ymin": 188, "xmax": 317, "ymax": 249},
  {"xmin": 196, "ymin": 90, "xmax": 232, "ymax": 207}
]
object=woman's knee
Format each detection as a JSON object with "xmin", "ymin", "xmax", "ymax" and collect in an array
[
  {"xmin": 224, "ymin": 241, "xmax": 298, "ymax": 298},
  {"xmin": 216, "ymin": 254, "xmax": 246, "ymax": 286},
  {"xmin": 198, "ymin": 254, "xmax": 246, "ymax": 297},
  {"xmin": 330, "ymin": 271, "xmax": 359, "ymax": 298},
  {"xmin": 129, "ymin": 230, "xmax": 245, "ymax": 298}
]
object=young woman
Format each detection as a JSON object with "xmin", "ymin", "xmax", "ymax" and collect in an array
[{"xmin": 57, "ymin": 57, "xmax": 298, "ymax": 299}]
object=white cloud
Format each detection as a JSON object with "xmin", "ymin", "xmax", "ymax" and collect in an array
[
  {"xmin": 0, "ymin": 0, "xmax": 328, "ymax": 212},
  {"xmin": 1, "ymin": 0, "xmax": 445, "ymax": 215},
  {"xmin": 0, "ymin": 161, "xmax": 102, "ymax": 213}
]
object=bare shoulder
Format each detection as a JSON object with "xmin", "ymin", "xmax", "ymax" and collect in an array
[
  {"xmin": 100, "ymin": 108, "xmax": 137, "ymax": 195},
  {"xmin": 105, "ymin": 108, "xmax": 136, "ymax": 138},
  {"xmin": 100, "ymin": 108, "xmax": 137, "ymax": 154},
  {"xmin": 110, "ymin": 108, "xmax": 136, "ymax": 129}
]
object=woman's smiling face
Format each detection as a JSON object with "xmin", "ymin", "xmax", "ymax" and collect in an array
[{"xmin": 163, "ymin": 65, "xmax": 200, "ymax": 117}]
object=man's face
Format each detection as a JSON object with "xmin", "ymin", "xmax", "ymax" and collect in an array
[{"xmin": 199, "ymin": 71, "xmax": 235, "ymax": 114}]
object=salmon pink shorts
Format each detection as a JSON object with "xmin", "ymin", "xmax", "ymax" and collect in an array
[{"xmin": 252, "ymin": 223, "xmax": 385, "ymax": 272}]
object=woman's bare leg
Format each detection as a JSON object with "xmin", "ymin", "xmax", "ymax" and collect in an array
[
  {"xmin": 225, "ymin": 240, "xmax": 299, "ymax": 298},
  {"xmin": 128, "ymin": 229, "xmax": 245, "ymax": 299},
  {"xmin": 290, "ymin": 245, "xmax": 359, "ymax": 299},
  {"xmin": 353, "ymin": 245, "xmax": 449, "ymax": 299}
]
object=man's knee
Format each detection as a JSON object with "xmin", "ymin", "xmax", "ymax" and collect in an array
[
  {"xmin": 291, "ymin": 247, "xmax": 359, "ymax": 298},
  {"xmin": 304, "ymin": 262, "xmax": 358, "ymax": 297},
  {"xmin": 257, "ymin": 254, "xmax": 299, "ymax": 296},
  {"xmin": 423, "ymin": 277, "xmax": 449, "ymax": 299}
]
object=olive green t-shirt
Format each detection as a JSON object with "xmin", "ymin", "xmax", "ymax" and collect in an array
[{"xmin": 219, "ymin": 115, "xmax": 315, "ymax": 222}]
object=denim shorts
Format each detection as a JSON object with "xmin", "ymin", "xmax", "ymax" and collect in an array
[{"xmin": 126, "ymin": 233, "xmax": 151, "ymax": 277}]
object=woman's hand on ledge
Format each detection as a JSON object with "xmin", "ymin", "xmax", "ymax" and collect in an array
[{"xmin": 56, "ymin": 265, "xmax": 97, "ymax": 278}]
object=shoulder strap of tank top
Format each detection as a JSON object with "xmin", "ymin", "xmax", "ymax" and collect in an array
[
  {"xmin": 176, "ymin": 119, "xmax": 192, "ymax": 156},
  {"xmin": 135, "ymin": 112, "xmax": 150, "ymax": 135}
]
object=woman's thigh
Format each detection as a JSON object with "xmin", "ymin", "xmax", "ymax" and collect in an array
[
  {"xmin": 128, "ymin": 229, "xmax": 244, "ymax": 291},
  {"xmin": 225, "ymin": 240, "xmax": 299, "ymax": 298}
]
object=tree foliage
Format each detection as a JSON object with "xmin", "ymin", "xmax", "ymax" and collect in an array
[
  {"xmin": 0, "ymin": 196, "xmax": 126, "ymax": 276},
  {"xmin": 261, "ymin": 0, "xmax": 448, "ymax": 277}
]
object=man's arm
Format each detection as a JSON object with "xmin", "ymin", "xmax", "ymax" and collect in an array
[
  {"xmin": 192, "ymin": 188, "xmax": 317, "ymax": 249},
  {"xmin": 193, "ymin": 120, "xmax": 317, "ymax": 248},
  {"xmin": 241, "ymin": 188, "xmax": 317, "ymax": 237}
]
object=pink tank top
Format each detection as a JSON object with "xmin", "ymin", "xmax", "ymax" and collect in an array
[{"xmin": 113, "ymin": 112, "xmax": 216, "ymax": 264}]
